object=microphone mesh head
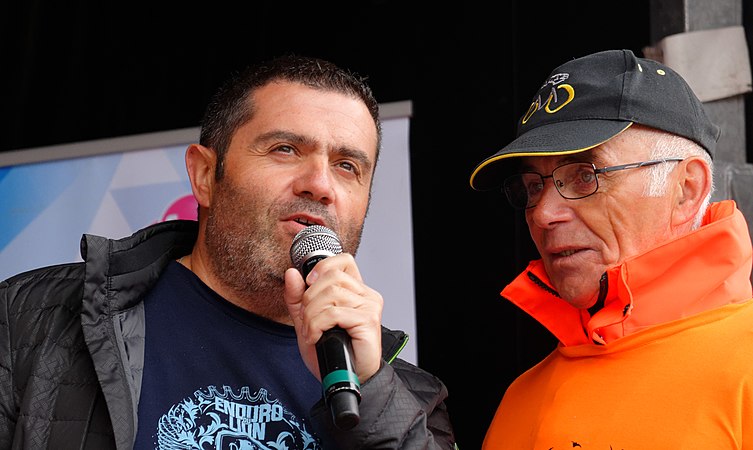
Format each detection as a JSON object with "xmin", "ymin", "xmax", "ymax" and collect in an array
[{"xmin": 290, "ymin": 225, "xmax": 343, "ymax": 271}]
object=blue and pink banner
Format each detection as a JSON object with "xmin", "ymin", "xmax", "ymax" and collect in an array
[{"xmin": 0, "ymin": 144, "xmax": 195, "ymax": 279}]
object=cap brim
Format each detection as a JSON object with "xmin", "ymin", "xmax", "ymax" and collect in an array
[{"xmin": 469, "ymin": 120, "xmax": 633, "ymax": 191}]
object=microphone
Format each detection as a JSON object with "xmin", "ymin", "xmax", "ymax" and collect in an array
[{"xmin": 290, "ymin": 225, "xmax": 361, "ymax": 430}]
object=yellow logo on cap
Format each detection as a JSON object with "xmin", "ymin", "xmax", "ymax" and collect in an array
[{"xmin": 521, "ymin": 73, "xmax": 575, "ymax": 125}]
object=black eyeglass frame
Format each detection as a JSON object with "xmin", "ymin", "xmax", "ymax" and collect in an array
[{"xmin": 503, "ymin": 157, "xmax": 685, "ymax": 210}]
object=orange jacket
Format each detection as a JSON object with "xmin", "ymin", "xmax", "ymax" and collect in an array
[{"xmin": 484, "ymin": 200, "xmax": 753, "ymax": 449}]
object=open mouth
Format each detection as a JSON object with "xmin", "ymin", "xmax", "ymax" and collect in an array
[{"xmin": 293, "ymin": 217, "xmax": 320, "ymax": 227}]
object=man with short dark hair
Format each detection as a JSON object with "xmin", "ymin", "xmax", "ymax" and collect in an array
[
  {"xmin": 1, "ymin": 55, "xmax": 456, "ymax": 450},
  {"xmin": 470, "ymin": 49, "xmax": 753, "ymax": 448}
]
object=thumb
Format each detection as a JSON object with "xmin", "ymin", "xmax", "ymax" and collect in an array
[
  {"xmin": 283, "ymin": 267, "xmax": 307, "ymax": 333},
  {"xmin": 284, "ymin": 267, "xmax": 321, "ymax": 380}
]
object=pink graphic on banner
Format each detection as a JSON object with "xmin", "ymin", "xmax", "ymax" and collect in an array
[{"xmin": 161, "ymin": 194, "xmax": 198, "ymax": 222}]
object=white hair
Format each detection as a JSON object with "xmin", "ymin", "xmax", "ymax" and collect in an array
[{"xmin": 637, "ymin": 126, "xmax": 714, "ymax": 229}]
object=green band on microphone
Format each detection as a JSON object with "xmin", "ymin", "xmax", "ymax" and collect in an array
[{"xmin": 322, "ymin": 370, "xmax": 361, "ymax": 390}]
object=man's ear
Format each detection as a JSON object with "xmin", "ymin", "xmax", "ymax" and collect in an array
[
  {"xmin": 672, "ymin": 156, "xmax": 712, "ymax": 227},
  {"xmin": 185, "ymin": 144, "xmax": 217, "ymax": 208}
]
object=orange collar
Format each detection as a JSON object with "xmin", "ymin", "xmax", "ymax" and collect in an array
[{"xmin": 501, "ymin": 200, "xmax": 753, "ymax": 346}]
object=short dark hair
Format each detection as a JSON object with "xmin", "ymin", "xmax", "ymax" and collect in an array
[{"xmin": 199, "ymin": 54, "xmax": 382, "ymax": 179}]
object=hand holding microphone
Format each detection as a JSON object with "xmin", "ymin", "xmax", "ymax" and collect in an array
[{"xmin": 286, "ymin": 225, "xmax": 383, "ymax": 431}]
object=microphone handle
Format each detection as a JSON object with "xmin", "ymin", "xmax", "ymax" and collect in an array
[
  {"xmin": 300, "ymin": 252, "xmax": 361, "ymax": 430},
  {"xmin": 316, "ymin": 327, "xmax": 361, "ymax": 430}
]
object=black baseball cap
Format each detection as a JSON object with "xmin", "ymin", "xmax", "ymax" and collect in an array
[{"xmin": 469, "ymin": 49, "xmax": 721, "ymax": 191}]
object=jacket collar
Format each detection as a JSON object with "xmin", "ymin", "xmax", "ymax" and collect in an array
[{"xmin": 502, "ymin": 200, "xmax": 753, "ymax": 346}]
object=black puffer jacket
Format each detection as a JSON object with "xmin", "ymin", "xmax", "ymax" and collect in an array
[{"xmin": 0, "ymin": 220, "xmax": 455, "ymax": 449}]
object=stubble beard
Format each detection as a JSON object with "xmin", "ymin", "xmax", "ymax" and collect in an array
[{"xmin": 204, "ymin": 177, "xmax": 366, "ymax": 321}]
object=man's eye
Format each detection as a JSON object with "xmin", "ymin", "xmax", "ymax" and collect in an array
[
  {"xmin": 527, "ymin": 181, "xmax": 543, "ymax": 195},
  {"xmin": 272, "ymin": 145, "xmax": 295, "ymax": 154},
  {"xmin": 579, "ymin": 171, "xmax": 595, "ymax": 184},
  {"xmin": 338, "ymin": 161, "xmax": 359, "ymax": 175}
]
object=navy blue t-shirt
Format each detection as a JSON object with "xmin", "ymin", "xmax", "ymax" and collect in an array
[{"xmin": 133, "ymin": 261, "xmax": 323, "ymax": 450}]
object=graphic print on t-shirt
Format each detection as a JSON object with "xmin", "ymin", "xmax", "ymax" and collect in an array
[
  {"xmin": 152, "ymin": 385, "xmax": 321, "ymax": 450},
  {"xmin": 136, "ymin": 263, "xmax": 324, "ymax": 450}
]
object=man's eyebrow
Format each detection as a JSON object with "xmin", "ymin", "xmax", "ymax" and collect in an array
[
  {"xmin": 255, "ymin": 130, "xmax": 311, "ymax": 146},
  {"xmin": 255, "ymin": 130, "xmax": 374, "ymax": 173},
  {"xmin": 337, "ymin": 146, "xmax": 373, "ymax": 173}
]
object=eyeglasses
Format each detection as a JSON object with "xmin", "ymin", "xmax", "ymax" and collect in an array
[{"xmin": 502, "ymin": 158, "xmax": 684, "ymax": 209}]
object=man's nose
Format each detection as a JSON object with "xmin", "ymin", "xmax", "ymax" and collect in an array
[
  {"xmin": 293, "ymin": 158, "xmax": 335, "ymax": 204},
  {"xmin": 527, "ymin": 178, "xmax": 570, "ymax": 227}
]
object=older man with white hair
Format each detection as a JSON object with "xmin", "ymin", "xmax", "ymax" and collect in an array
[{"xmin": 471, "ymin": 49, "xmax": 753, "ymax": 449}]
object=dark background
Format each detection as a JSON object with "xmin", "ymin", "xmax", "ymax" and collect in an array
[{"xmin": 3, "ymin": 2, "xmax": 750, "ymax": 448}]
